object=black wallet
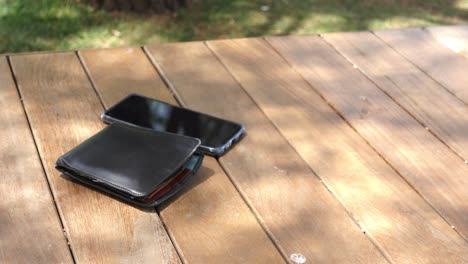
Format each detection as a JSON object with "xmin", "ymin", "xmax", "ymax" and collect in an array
[{"xmin": 55, "ymin": 123, "xmax": 204, "ymax": 207}]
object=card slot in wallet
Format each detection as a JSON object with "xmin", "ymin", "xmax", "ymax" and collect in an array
[{"xmin": 55, "ymin": 123, "xmax": 204, "ymax": 207}]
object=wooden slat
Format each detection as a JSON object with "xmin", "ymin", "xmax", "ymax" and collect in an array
[
  {"xmin": 9, "ymin": 52, "xmax": 181, "ymax": 263},
  {"xmin": 79, "ymin": 47, "xmax": 284, "ymax": 264},
  {"xmin": 209, "ymin": 37, "xmax": 468, "ymax": 263},
  {"xmin": 146, "ymin": 42, "xmax": 388, "ymax": 264},
  {"xmin": 0, "ymin": 57, "xmax": 73, "ymax": 263},
  {"xmin": 322, "ymin": 31, "xmax": 468, "ymax": 162},
  {"xmin": 267, "ymin": 35, "xmax": 468, "ymax": 242},
  {"xmin": 425, "ymin": 25, "xmax": 468, "ymax": 58},
  {"xmin": 375, "ymin": 28, "xmax": 468, "ymax": 105},
  {"xmin": 78, "ymin": 47, "xmax": 174, "ymax": 105}
]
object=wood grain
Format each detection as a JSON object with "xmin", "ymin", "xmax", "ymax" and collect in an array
[
  {"xmin": 79, "ymin": 46, "xmax": 285, "ymax": 264},
  {"xmin": 146, "ymin": 41, "xmax": 388, "ymax": 264},
  {"xmin": 268, "ymin": 35, "xmax": 468, "ymax": 242},
  {"xmin": 375, "ymin": 28, "xmax": 468, "ymax": 105},
  {"xmin": 425, "ymin": 25, "xmax": 468, "ymax": 58},
  {"xmin": 79, "ymin": 47, "xmax": 173, "ymax": 106},
  {"xmin": 9, "ymin": 52, "xmax": 181, "ymax": 264},
  {"xmin": 209, "ymin": 37, "xmax": 468, "ymax": 263},
  {"xmin": 323, "ymin": 31, "xmax": 468, "ymax": 162},
  {"xmin": 0, "ymin": 57, "xmax": 73, "ymax": 263}
]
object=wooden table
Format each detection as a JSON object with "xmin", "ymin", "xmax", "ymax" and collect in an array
[{"xmin": 1, "ymin": 25, "xmax": 468, "ymax": 264}]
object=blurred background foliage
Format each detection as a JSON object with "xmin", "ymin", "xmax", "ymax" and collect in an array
[{"xmin": 1, "ymin": 0, "xmax": 468, "ymax": 53}]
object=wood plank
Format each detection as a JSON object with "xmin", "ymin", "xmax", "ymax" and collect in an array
[
  {"xmin": 375, "ymin": 28, "xmax": 468, "ymax": 105},
  {"xmin": 78, "ymin": 47, "xmax": 174, "ymax": 106},
  {"xmin": 0, "ymin": 57, "xmax": 73, "ymax": 263},
  {"xmin": 209, "ymin": 37, "xmax": 468, "ymax": 263},
  {"xmin": 79, "ymin": 46, "xmax": 284, "ymax": 264},
  {"xmin": 267, "ymin": 35, "xmax": 468, "ymax": 242},
  {"xmin": 146, "ymin": 42, "xmax": 389, "ymax": 264},
  {"xmin": 322, "ymin": 31, "xmax": 468, "ymax": 162},
  {"xmin": 9, "ymin": 52, "xmax": 181, "ymax": 264},
  {"xmin": 425, "ymin": 25, "xmax": 468, "ymax": 58}
]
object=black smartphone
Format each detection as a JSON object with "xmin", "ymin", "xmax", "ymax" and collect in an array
[{"xmin": 101, "ymin": 94, "xmax": 245, "ymax": 156}]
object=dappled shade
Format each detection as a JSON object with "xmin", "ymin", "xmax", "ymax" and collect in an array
[{"xmin": 1, "ymin": 0, "xmax": 468, "ymax": 52}]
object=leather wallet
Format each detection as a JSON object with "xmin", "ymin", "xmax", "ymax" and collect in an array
[{"xmin": 55, "ymin": 123, "xmax": 204, "ymax": 207}]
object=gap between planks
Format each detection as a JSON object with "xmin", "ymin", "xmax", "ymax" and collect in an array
[
  {"xmin": 372, "ymin": 28, "xmax": 468, "ymax": 107},
  {"xmin": 264, "ymin": 35, "xmax": 468, "ymax": 242},
  {"xmin": 143, "ymin": 45, "xmax": 306, "ymax": 264},
  {"xmin": 198, "ymin": 42, "xmax": 394, "ymax": 263},
  {"xmin": 325, "ymin": 29, "xmax": 468, "ymax": 241},
  {"xmin": 146, "ymin": 42, "xmax": 395, "ymax": 263},
  {"xmin": 316, "ymin": 32, "xmax": 468, "ymax": 242},
  {"xmin": 206, "ymin": 36, "xmax": 468, "ymax": 263},
  {"xmin": 320, "ymin": 32, "xmax": 468, "ymax": 164},
  {"xmin": 0, "ymin": 56, "xmax": 74, "ymax": 263},
  {"xmin": 145, "ymin": 42, "xmax": 394, "ymax": 263},
  {"xmin": 75, "ymin": 49, "xmax": 185, "ymax": 264},
  {"xmin": 78, "ymin": 46, "xmax": 285, "ymax": 264},
  {"xmin": 9, "ymin": 51, "xmax": 182, "ymax": 263},
  {"xmin": 7, "ymin": 55, "xmax": 77, "ymax": 262}
]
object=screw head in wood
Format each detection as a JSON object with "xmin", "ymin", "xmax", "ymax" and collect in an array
[{"xmin": 290, "ymin": 253, "xmax": 306, "ymax": 264}]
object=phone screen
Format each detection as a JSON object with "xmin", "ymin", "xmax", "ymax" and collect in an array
[{"xmin": 104, "ymin": 95, "xmax": 243, "ymax": 149}]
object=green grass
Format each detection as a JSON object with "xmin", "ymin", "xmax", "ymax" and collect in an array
[{"xmin": 1, "ymin": 0, "xmax": 468, "ymax": 53}]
